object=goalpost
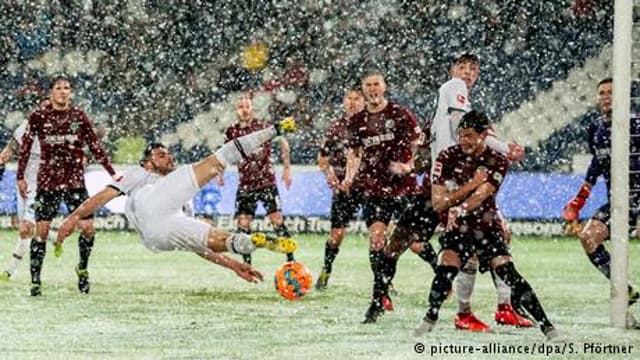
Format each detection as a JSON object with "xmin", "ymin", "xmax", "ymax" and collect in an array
[{"xmin": 610, "ymin": 0, "xmax": 634, "ymax": 328}]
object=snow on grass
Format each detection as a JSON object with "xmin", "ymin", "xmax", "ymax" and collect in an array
[{"xmin": 0, "ymin": 231, "xmax": 639, "ymax": 359}]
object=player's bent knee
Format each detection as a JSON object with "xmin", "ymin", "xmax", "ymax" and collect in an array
[
  {"xmin": 489, "ymin": 255, "xmax": 512, "ymax": 269},
  {"xmin": 439, "ymin": 250, "xmax": 461, "ymax": 268}
]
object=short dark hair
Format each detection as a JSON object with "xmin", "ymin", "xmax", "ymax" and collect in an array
[
  {"xmin": 140, "ymin": 143, "xmax": 166, "ymax": 165},
  {"xmin": 598, "ymin": 77, "xmax": 612, "ymax": 87},
  {"xmin": 457, "ymin": 110, "xmax": 490, "ymax": 132},
  {"xmin": 361, "ymin": 70, "xmax": 385, "ymax": 82},
  {"xmin": 454, "ymin": 53, "xmax": 479, "ymax": 66},
  {"xmin": 49, "ymin": 74, "xmax": 73, "ymax": 89}
]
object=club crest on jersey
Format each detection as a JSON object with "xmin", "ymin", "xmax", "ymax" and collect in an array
[
  {"xmin": 433, "ymin": 161, "xmax": 443, "ymax": 177},
  {"xmin": 70, "ymin": 121, "xmax": 80, "ymax": 133},
  {"xmin": 385, "ymin": 119, "xmax": 395, "ymax": 129},
  {"xmin": 456, "ymin": 94, "xmax": 466, "ymax": 104},
  {"xmin": 493, "ymin": 172, "xmax": 503, "ymax": 183}
]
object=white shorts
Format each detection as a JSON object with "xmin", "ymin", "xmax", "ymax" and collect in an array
[
  {"xmin": 16, "ymin": 185, "xmax": 36, "ymax": 224},
  {"xmin": 135, "ymin": 165, "xmax": 211, "ymax": 254}
]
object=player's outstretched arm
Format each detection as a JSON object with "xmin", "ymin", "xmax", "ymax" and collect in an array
[
  {"xmin": 56, "ymin": 187, "xmax": 121, "ymax": 246},
  {"xmin": 199, "ymin": 251, "xmax": 264, "ymax": 283}
]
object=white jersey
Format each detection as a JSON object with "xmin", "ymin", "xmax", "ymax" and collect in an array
[
  {"xmin": 108, "ymin": 165, "xmax": 210, "ymax": 254},
  {"xmin": 430, "ymin": 77, "xmax": 510, "ymax": 163},
  {"xmin": 430, "ymin": 77, "xmax": 471, "ymax": 164},
  {"xmin": 108, "ymin": 166, "xmax": 162, "ymax": 234},
  {"xmin": 14, "ymin": 120, "xmax": 40, "ymax": 187}
]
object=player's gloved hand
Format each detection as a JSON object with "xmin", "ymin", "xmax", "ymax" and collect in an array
[
  {"xmin": 276, "ymin": 117, "xmax": 296, "ymax": 135},
  {"xmin": 562, "ymin": 184, "xmax": 591, "ymax": 222},
  {"xmin": 563, "ymin": 220, "xmax": 583, "ymax": 236}
]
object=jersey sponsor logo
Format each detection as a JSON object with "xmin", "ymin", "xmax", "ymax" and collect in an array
[
  {"xmin": 456, "ymin": 94, "xmax": 466, "ymax": 104},
  {"xmin": 362, "ymin": 133, "xmax": 395, "ymax": 148},
  {"xmin": 45, "ymin": 134, "xmax": 79, "ymax": 144}
]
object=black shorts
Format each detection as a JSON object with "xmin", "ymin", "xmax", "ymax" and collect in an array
[
  {"xmin": 235, "ymin": 186, "xmax": 281, "ymax": 217},
  {"xmin": 438, "ymin": 229, "xmax": 511, "ymax": 273},
  {"xmin": 35, "ymin": 188, "xmax": 92, "ymax": 222},
  {"xmin": 362, "ymin": 196, "xmax": 404, "ymax": 227},
  {"xmin": 330, "ymin": 190, "xmax": 364, "ymax": 229},
  {"xmin": 396, "ymin": 194, "xmax": 440, "ymax": 241},
  {"xmin": 591, "ymin": 203, "xmax": 639, "ymax": 235}
]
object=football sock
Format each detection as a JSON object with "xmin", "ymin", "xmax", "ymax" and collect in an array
[
  {"xmin": 370, "ymin": 249, "xmax": 386, "ymax": 301},
  {"xmin": 588, "ymin": 244, "xmax": 611, "ymax": 279},
  {"xmin": 273, "ymin": 223, "xmax": 294, "ymax": 261},
  {"xmin": 235, "ymin": 227, "xmax": 252, "ymax": 264},
  {"xmin": 322, "ymin": 241, "xmax": 340, "ymax": 273},
  {"xmin": 493, "ymin": 262, "xmax": 553, "ymax": 331},
  {"xmin": 225, "ymin": 233, "xmax": 256, "ymax": 255},
  {"xmin": 456, "ymin": 261, "xmax": 477, "ymax": 314},
  {"xmin": 425, "ymin": 265, "xmax": 459, "ymax": 322},
  {"xmin": 30, "ymin": 238, "xmax": 46, "ymax": 285},
  {"xmin": 7, "ymin": 237, "xmax": 30, "ymax": 276},
  {"xmin": 491, "ymin": 269, "xmax": 512, "ymax": 304},
  {"xmin": 78, "ymin": 234, "xmax": 94, "ymax": 271},
  {"xmin": 214, "ymin": 127, "xmax": 278, "ymax": 167},
  {"xmin": 416, "ymin": 242, "xmax": 438, "ymax": 272}
]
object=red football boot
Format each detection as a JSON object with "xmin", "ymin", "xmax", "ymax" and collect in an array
[
  {"xmin": 381, "ymin": 295, "xmax": 394, "ymax": 312},
  {"xmin": 454, "ymin": 312, "xmax": 491, "ymax": 332},
  {"xmin": 495, "ymin": 303, "xmax": 534, "ymax": 327}
]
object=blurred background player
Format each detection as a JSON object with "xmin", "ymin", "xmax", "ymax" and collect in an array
[
  {"xmin": 0, "ymin": 115, "xmax": 41, "ymax": 280},
  {"xmin": 315, "ymin": 87, "xmax": 365, "ymax": 290},
  {"xmin": 18, "ymin": 75, "xmax": 117, "ymax": 296},
  {"xmin": 221, "ymin": 95, "xmax": 295, "ymax": 265},
  {"xmin": 562, "ymin": 77, "xmax": 640, "ymax": 311},
  {"xmin": 342, "ymin": 72, "xmax": 424, "ymax": 323},
  {"xmin": 55, "ymin": 119, "xmax": 298, "ymax": 284},
  {"xmin": 430, "ymin": 53, "xmax": 530, "ymax": 331},
  {"xmin": 415, "ymin": 111, "xmax": 556, "ymax": 340}
]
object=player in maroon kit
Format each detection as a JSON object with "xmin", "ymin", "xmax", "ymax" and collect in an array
[
  {"xmin": 222, "ymin": 95, "xmax": 294, "ymax": 264},
  {"xmin": 342, "ymin": 72, "xmax": 426, "ymax": 323},
  {"xmin": 414, "ymin": 111, "xmax": 557, "ymax": 340},
  {"xmin": 17, "ymin": 75, "xmax": 117, "ymax": 296},
  {"xmin": 315, "ymin": 88, "xmax": 365, "ymax": 290}
]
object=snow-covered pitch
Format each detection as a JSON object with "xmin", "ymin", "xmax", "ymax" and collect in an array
[{"xmin": 0, "ymin": 231, "xmax": 639, "ymax": 359}]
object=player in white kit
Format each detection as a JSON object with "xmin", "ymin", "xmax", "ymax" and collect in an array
[
  {"xmin": 0, "ymin": 120, "xmax": 40, "ymax": 280},
  {"xmin": 55, "ymin": 119, "xmax": 297, "ymax": 283},
  {"xmin": 430, "ymin": 53, "xmax": 528, "ymax": 331}
]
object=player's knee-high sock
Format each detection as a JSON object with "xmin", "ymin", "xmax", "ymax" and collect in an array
[
  {"xmin": 215, "ymin": 127, "xmax": 279, "ymax": 167},
  {"xmin": 225, "ymin": 233, "xmax": 256, "ymax": 255},
  {"xmin": 490, "ymin": 269, "xmax": 512, "ymax": 305},
  {"xmin": 416, "ymin": 242, "xmax": 438, "ymax": 272},
  {"xmin": 236, "ymin": 228, "xmax": 252, "ymax": 264},
  {"xmin": 274, "ymin": 223, "xmax": 294, "ymax": 261},
  {"xmin": 456, "ymin": 261, "xmax": 477, "ymax": 314},
  {"xmin": 588, "ymin": 244, "xmax": 611, "ymax": 279},
  {"xmin": 78, "ymin": 234, "xmax": 94, "ymax": 271},
  {"xmin": 493, "ymin": 262, "xmax": 553, "ymax": 332},
  {"xmin": 425, "ymin": 265, "xmax": 459, "ymax": 322},
  {"xmin": 370, "ymin": 249, "xmax": 387, "ymax": 302},
  {"xmin": 30, "ymin": 239, "xmax": 46, "ymax": 285},
  {"xmin": 6, "ymin": 236, "xmax": 30, "ymax": 276},
  {"xmin": 322, "ymin": 240, "xmax": 340, "ymax": 274}
]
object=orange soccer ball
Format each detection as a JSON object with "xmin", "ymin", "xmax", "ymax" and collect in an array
[{"xmin": 274, "ymin": 261, "xmax": 313, "ymax": 300}]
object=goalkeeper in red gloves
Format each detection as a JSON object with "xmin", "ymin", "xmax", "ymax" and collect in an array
[{"xmin": 562, "ymin": 78, "xmax": 640, "ymax": 314}]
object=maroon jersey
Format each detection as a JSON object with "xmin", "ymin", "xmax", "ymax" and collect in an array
[
  {"xmin": 349, "ymin": 102, "xmax": 421, "ymax": 198},
  {"xmin": 319, "ymin": 116, "xmax": 353, "ymax": 182},
  {"xmin": 17, "ymin": 106, "xmax": 115, "ymax": 191},
  {"xmin": 432, "ymin": 145, "xmax": 509, "ymax": 232},
  {"xmin": 224, "ymin": 119, "xmax": 276, "ymax": 191}
]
